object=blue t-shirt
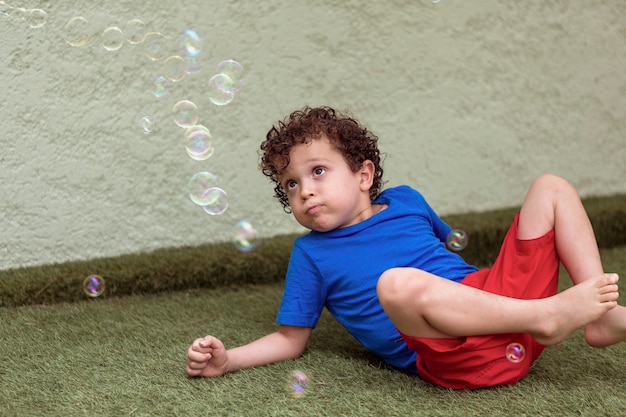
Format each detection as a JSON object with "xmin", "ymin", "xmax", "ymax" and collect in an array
[{"xmin": 276, "ymin": 185, "xmax": 479, "ymax": 373}]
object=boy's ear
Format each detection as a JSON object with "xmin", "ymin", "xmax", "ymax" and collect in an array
[{"xmin": 359, "ymin": 160, "xmax": 375, "ymax": 191}]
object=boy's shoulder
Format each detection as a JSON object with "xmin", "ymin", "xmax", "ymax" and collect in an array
[{"xmin": 377, "ymin": 184, "xmax": 425, "ymax": 203}]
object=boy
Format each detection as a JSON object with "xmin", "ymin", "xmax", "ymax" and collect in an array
[{"xmin": 186, "ymin": 106, "xmax": 623, "ymax": 389}]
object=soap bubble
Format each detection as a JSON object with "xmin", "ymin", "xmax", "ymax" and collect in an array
[
  {"xmin": 288, "ymin": 370, "xmax": 309, "ymax": 398},
  {"xmin": 0, "ymin": 2, "xmax": 12, "ymax": 17},
  {"xmin": 151, "ymin": 75, "xmax": 172, "ymax": 98},
  {"xmin": 64, "ymin": 16, "xmax": 92, "ymax": 47},
  {"xmin": 184, "ymin": 125, "xmax": 214, "ymax": 161},
  {"xmin": 505, "ymin": 342, "xmax": 526, "ymax": 363},
  {"xmin": 215, "ymin": 59, "xmax": 244, "ymax": 92},
  {"xmin": 142, "ymin": 32, "xmax": 167, "ymax": 61},
  {"xmin": 140, "ymin": 116, "xmax": 154, "ymax": 134},
  {"xmin": 125, "ymin": 18, "xmax": 146, "ymax": 44},
  {"xmin": 164, "ymin": 55, "xmax": 187, "ymax": 82},
  {"xmin": 202, "ymin": 188, "xmax": 228, "ymax": 215},
  {"xmin": 207, "ymin": 74, "xmax": 235, "ymax": 106},
  {"xmin": 184, "ymin": 56, "xmax": 202, "ymax": 75},
  {"xmin": 188, "ymin": 172, "xmax": 219, "ymax": 206},
  {"xmin": 172, "ymin": 100, "xmax": 199, "ymax": 128},
  {"xmin": 102, "ymin": 26, "xmax": 124, "ymax": 51},
  {"xmin": 25, "ymin": 8, "xmax": 47, "ymax": 28},
  {"xmin": 83, "ymin": 275, "xmax": 105, "ymax": 298},
  {"xmin": 446, "ymin": 229, "xmax": 468, "ymax": 251},
  {"xmin": 9, "ymin": 6, "xmax": 25, "ymax": 21},
  {"xmin": 232, "ymin": 220, "xmax": 260, "ymax": 252},
  {"xmin": 179, "ymin": 29, "xmax": 202, "ymax": 57}
]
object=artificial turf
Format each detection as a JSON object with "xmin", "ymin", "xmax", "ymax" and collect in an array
[
  {"xmin": 1, "ymin": 246, "xmax": 625, "ymax": 416},
  {"xmin": 1, "ymin": 193, "xmax": 625, "ymax": 416},
  {"xmin": 1, "ymin": 193, "xmax": 624, "ymax": 308}
]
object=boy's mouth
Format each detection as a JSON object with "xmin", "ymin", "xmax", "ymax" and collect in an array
[{"xmin": 306, "ymin": 204, "xmax": 322, "ymax": 215}]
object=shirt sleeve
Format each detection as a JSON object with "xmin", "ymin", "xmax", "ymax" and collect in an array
[
  {"xmin": 275, "ymin": 242, "xmax": 326, "ymax": 328},
  {"xmin": 427, "ymin": 202, "xmax": 452, "ymax": 243},
  {"xmin": 408, "ymin": 186, "xmax": 452, "ymax": 243}
]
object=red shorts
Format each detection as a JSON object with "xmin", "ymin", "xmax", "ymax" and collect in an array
[{"xmin": 400, "ymin": 212, "xmax": 560, "ymax": 389}]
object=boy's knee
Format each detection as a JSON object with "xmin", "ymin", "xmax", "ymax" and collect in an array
[
  {"xmin": 377, "ymin": 268, "xmax": 402, "ymax": 305},
  {"xmin": 532, "ymin": 174, "xmax": 574, "ymax": 195},
  {"xmin": 377, "ymin": 268, "xmax": 420, "ymax": 307}
]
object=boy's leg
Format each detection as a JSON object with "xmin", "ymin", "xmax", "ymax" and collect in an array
[
  {"xmin": 518, "ymin": 174, "xmax": 626, "ymax": 347},
  {"xmin": 377, "ymin": 268, "xmax": 616, "ymax": 346},
  {"xmin": 377, "ymin": 175, "xmax": 620, "ymax": 346},
  {"xmin": 517, "ymin": 174, "xmax": 601, "ymax": 280}
]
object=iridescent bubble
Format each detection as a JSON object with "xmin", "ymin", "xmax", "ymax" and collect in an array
[
  {"xmin": 215, "ymin": 59, "xmax": 244, "ymax": 92},
  {"xmin": 64, "ymin": 16, "xmax": 92, "ymax": 47},
  {"xmin": 142, "ymin": 32, "xmax": 167, "ymax": 61},
  {"xmin": 164, "ymin": 55, "xmax": 187, "ymax": 82},
  {"xmin": 288, "ymin": 370, "xmax": 309, "ymax": 398},
  {"xmin": 9, "ymin": 6, "xmax": 25, "ymax": 21},
  {"xmin": 102, "ymin": 26, "xmax": 125, "ymax": 51},
  {"xmin": 188, "ymin": 172, "xmax": 219, "ymax": 206},
  {"xmin": 179, "ymin": 29, "xmax": 202, "ymax": 57},
  {"xmin": 151, "ymin": 75, "xmax": 171, "ymax": 98},
  {"xmin": 232, "ymin": 220, "xmax": 261, "ymax": 252},
  {"xmin": 446, "ymin": 229, "xmax": 468, "ymax": 251},
  {"xmin": 184, "ymin": 125, "xmax": 214, "ymax": 161},
  {"xmin": 505, "ymin": 342, "xmax": 526, "ymax": 363},
  {"xmin": 125, "ymin": 18, "xmax": 146, "ymax": 44},
  {"xmin": 25, "ymin": 8, "xmax": 47, "ymax": 28},
  {"xmin": 207, "ymin": 74, "xmax": 235, "ymax": 106},
  {"xmin": 83, "ymin": 275, "xmax": 105, "ymax": 298},
  {"xmin": 140, "ymin": 116, "xmax": 154, "ymax": 134},
  {"xmin": 184, "ymin": 56, "xmax": 202, "ymax": 75},
  {"xmin": 202, "ymin": 188, "xmax": 228, "ymax": 216},
  {"xmin": 172, "ymin": 100, "xmax": 199, "ymax": 128},
  {"xmin": 0, "ymin": 1, "xmax": 12, "ymax": 17}
]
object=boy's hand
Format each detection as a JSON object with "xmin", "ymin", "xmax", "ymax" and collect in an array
[{"xmin": 186, "ymin": 335, "xmax": 229, "ymax": 378}]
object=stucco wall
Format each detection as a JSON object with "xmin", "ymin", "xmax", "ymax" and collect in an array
[{"xmin": 1, "ymin": 0, "xmax": 624, "ymax": 270}]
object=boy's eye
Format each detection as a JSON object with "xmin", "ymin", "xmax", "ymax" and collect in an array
[
  {"xmin": 285, "ymin": 180, "xmax": 297, "ymax": 191},
  {"xmin": 313, "ymin": 167, "xmax": 326, "ymax": 176}
]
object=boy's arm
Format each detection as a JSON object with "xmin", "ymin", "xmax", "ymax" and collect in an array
[{"xmin": 186, "ymin": 325, "xmax": 312, "ymax": 377}]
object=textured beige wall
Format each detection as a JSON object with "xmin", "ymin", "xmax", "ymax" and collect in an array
[{"xmin": 1, "ymin": 0, "xmax": 624, "ymax": 270}]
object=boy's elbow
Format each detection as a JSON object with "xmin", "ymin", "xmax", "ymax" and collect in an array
[
  {"xmin": 279, "ymin": 325, "xmax": 312, "ymax": 359},
  {"xmin": 286, "ymin": 347, "xmax": 306, "ymax": 361},
  {"xmin": 291, "ymin": 339, "xmax": 309, "ymax": 358}
]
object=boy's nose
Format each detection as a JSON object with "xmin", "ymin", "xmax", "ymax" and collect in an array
[{"xmin": 299, "ymin": 181, "xmax": 315, "ymax": 199}]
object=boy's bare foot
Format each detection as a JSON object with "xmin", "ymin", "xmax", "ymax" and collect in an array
[
  {"xmin": 584, "ymin": 305, "xmax": 626, "ymax": 347},
  {"xmin": 533, "ymin": 273, "xmax": 619, "ymax": 346}
]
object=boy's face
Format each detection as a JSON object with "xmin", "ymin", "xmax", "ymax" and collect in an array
[{"xmin": 278, "ymin": 135, "xmax": 376, "ymax": 232}]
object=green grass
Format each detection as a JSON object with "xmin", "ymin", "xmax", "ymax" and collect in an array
[
  {"xmin": 1, "ymin": 193, "xmax": 625, "ymax": 416},
  {"xmin": 1, "ymin": 193, "xmax": 624, "ymax": 308},
  {"xmin": 1, "ymin": 245, "xmax": 625, "ymax": 416}
]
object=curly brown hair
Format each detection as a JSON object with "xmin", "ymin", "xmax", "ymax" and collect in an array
[{"xmin": 260, "ymin": 106, "xmax": 384, "ymax": 212}]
